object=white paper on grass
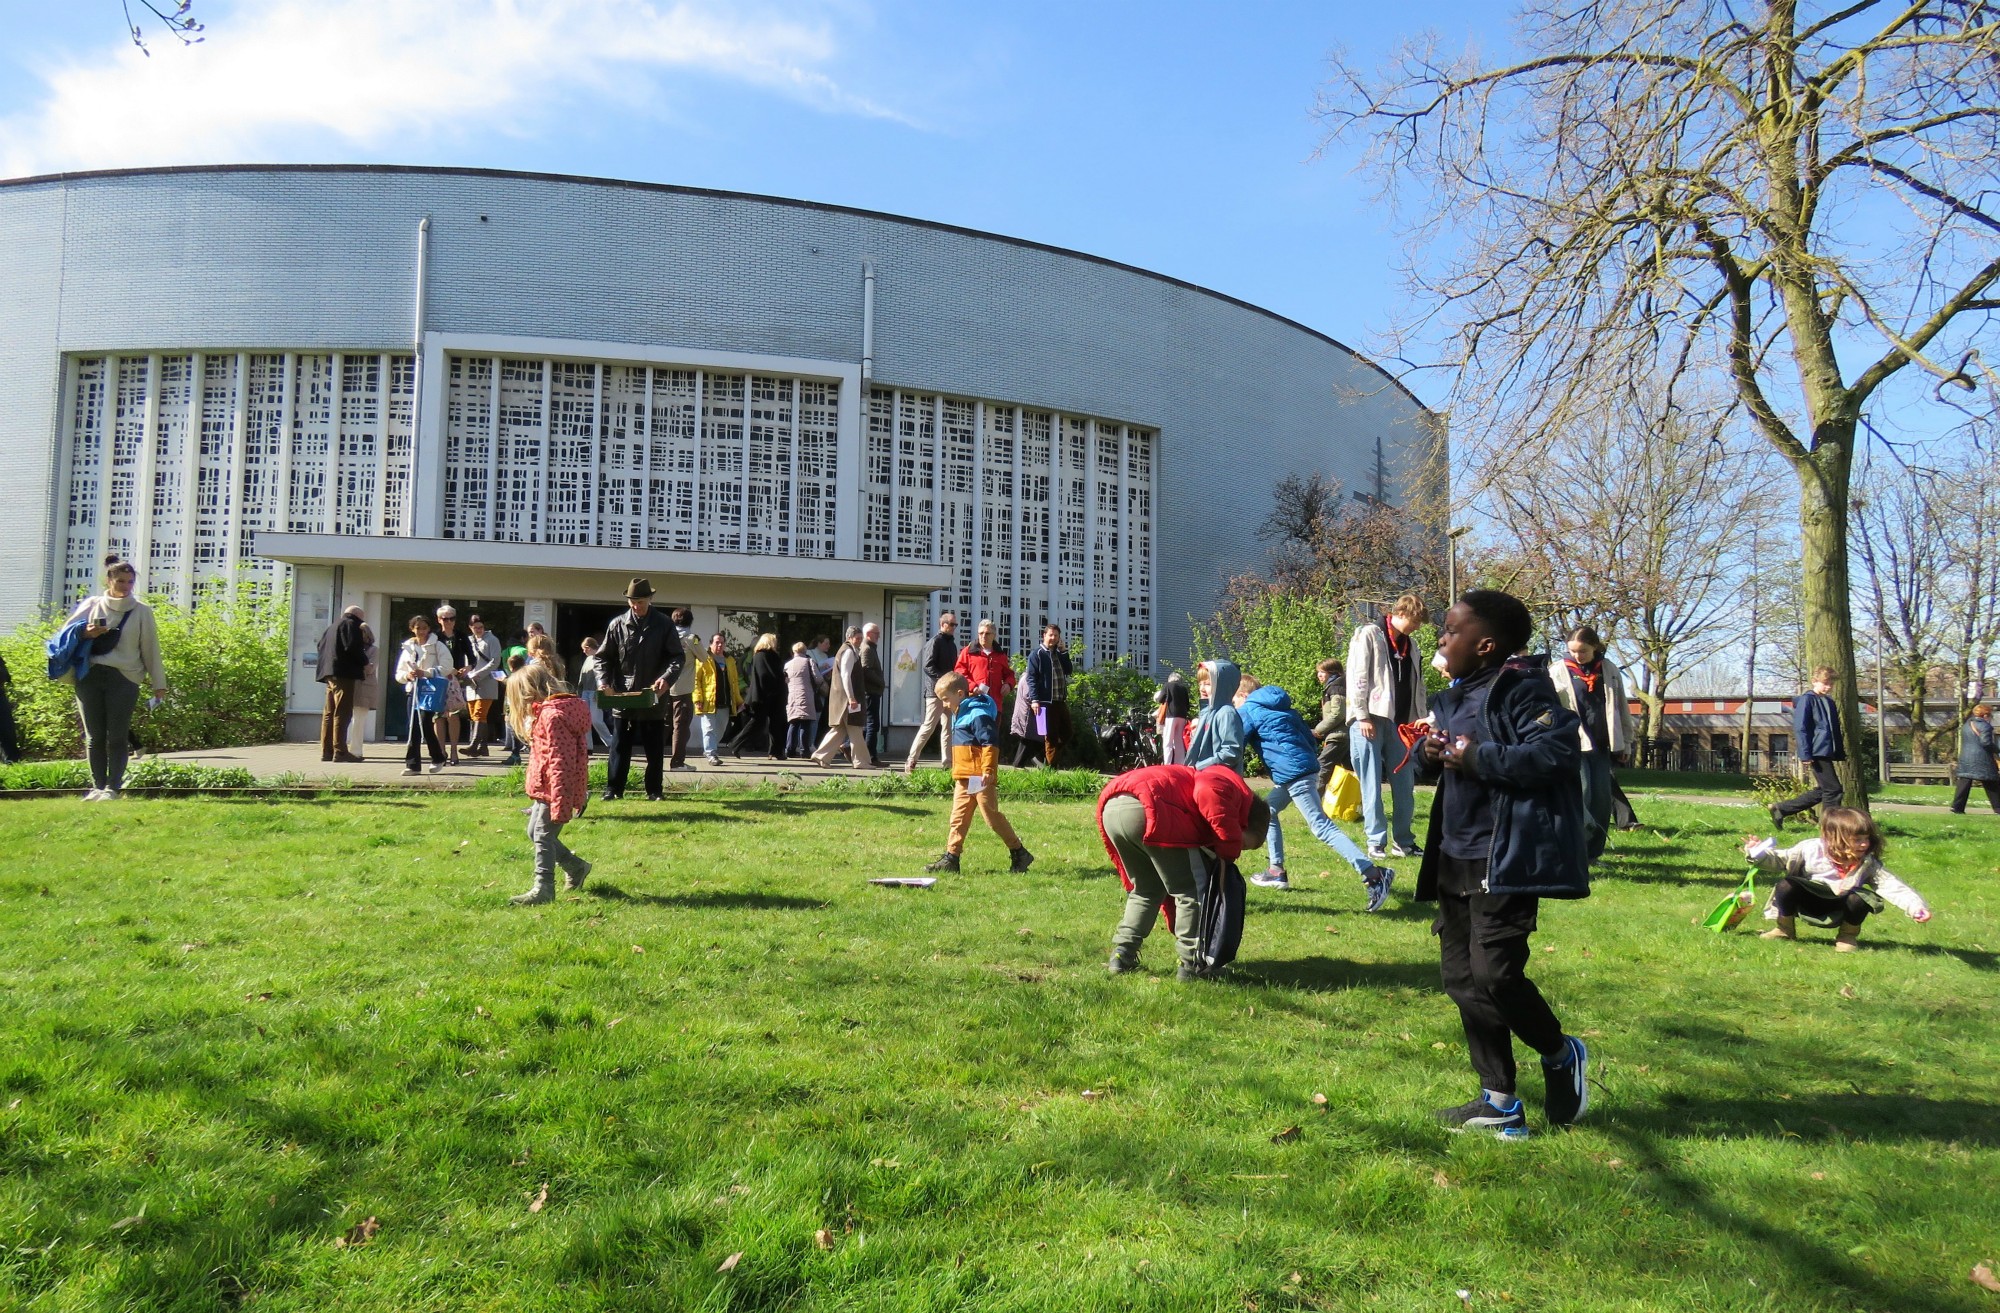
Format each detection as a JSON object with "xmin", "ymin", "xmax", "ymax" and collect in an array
[{"xmin": 869, "ymin": 877, "xmax": 937, "ymax": 888}]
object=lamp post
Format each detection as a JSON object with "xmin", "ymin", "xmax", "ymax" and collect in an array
[{"xmin": 1446, "ymin": 525, "xmax": 1473, "ymax": 601}]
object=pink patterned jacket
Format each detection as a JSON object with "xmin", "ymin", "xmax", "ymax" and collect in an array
[{"xmin": 527, "ymin": 695, "xmax": 592, "ymax": 824}]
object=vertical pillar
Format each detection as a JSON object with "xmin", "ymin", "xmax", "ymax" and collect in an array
[
  {"xmin": 225, "ymin": 353, "xmax": 248, "ymax": 590},
  {"xmin": 1081, "ymin": 418, "xmax": 1095, "ymax": 669},
  {"xmin": 1116, "ymin": 423, "xmax": 1130, "ymax": 665},
  {"xmin": 134, "ymin": 354, "xmax": 161, "ymax": 572},
  {"xmin": 373, "ymin": 353, "xmax": 391, "ymax": 538},
  {"xmin": 485, "ymin": 356, "xmax": 500, "ymax": 540},
  {"xmin": 691, "ymin": 370, "xmax": 706, "ymax": 550},
  {"xmin": 275, "ymin": 353, "xmax": 297, "ymax": 535},
  {"xmin": 588, "ymin": 362, "xmax": 603, "ymax": 546},
  {"xmin": 930, "ymin": 393, "xmax": 943, "ymax": 573},
  {"xmin": 787, "ymin": 377, "xmax": 802, "ymax": 556},
  {"xmin": 179, "ymin": 352, "xmax": 205, "ymax": 605},
  {"xmin": 640, "ymin": 367, "xmax": 655, "ymax": 548},
  {"xmin": 890, "ymin": 388, "xmax": 902, "ymax": 563},
  {"xmin": 325, "ymin": 352, "xmax": 342, "ymax": 535},
  {"xmin": 970, "ymin": 400, "xmax": 983, "ymax": 625},
  {"xmin": 536, "ymin": 358, "xmax": 552, "ymax": 543},
  {"xmin": 1011, "ymin": 406, "xmax": 1025, "ymax": 649}
]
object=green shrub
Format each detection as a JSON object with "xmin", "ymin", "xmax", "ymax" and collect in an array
[
  {"xmin": 0, "ymin": 575, "xmax": 289, "ymax": 759},
  {"xmin": 119, "ymin": 761, "xmax": 257, "ymax": 790},
  {"xmin": 0, "ymin": 760, "xmax": 92, "ymax": 791}
]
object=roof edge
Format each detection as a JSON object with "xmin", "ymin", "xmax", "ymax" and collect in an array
[{"xmin": 0, "ymin": 161, "xmax": 1432, "ymax": 415}]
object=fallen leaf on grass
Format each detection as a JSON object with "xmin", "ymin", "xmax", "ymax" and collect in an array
[
  {"xmin": 475, "ymin": 1006, "xmax": 490, "ymax": 1018},
  {"xmin": 1606, "ymin": 1159, "xmax": 1623, "ymax": 1169},
  {"xmin": 480, "ymin": 881, "xmax": 497, "ymax": 889},
  {"xmin": 869, "ymin": 1157, "xmax": 902, "ymax": 1169},
  {"xmin": 1838, "ymin": 985, "xmax": 1858, "ymax": 1000},
  {"xmin": 631, "ymin": 944, "xmax": 645, "ymax": 954},
  {"xmin": 718, "ymin": 1251, "xmax": 743, "ymax": 1273},
  {"xmin": 528, "ymin": 1183, "xmax": 548, "ymax": 1213},
  {"xmin": 511, "ymin": 1152, "xmax": 531, "ymax": 1166},
  {"xmin": 1582, "ymin": 1029, "xmax": 1603, "ymax": 1037},
  {"xmin": 1973, "ymin": 1263, "xmax": 2000, "ymax": 1293},
  {"xmin": 1311, "ymin": 1093, "xmax": 1328, "ymax": 1106},
  {"xmin": 1432, "ymin": 1041, "xmax": 1449, "ymax": 1050},
  {"xmin": 1432, "ymin": 1170, "xmax": 1452, "ymax": 1188},
  {"xmin": 6, "ymin": 1098, "xmax": 20, "ymax": 1110},
  {"xmin": 1079, "ymin": 1089, "xmax": 1101, "ymax": 1101},
  {"xmin": 814, "ymin": 1228, "xmax": 835, "ymax": 1250},
  {"xmin": 110, "ymin": 1207, "xmax": 146, "ymax": 1232},
  {"xmin": 180, "ymin": 941, "xmax": 206, "ymax": 953},
  {"xmin": 246, "ymin": 992, "xmax": 272, "ymax": 1002},
  {"xmin": 1810, "ymin": 1171, "xmax": 1825, "ymax": 1180},
  {"xmin": 1270, "ymin": 1125, "xmax": 1301, "ymax": 1145},
  {"xmin": 333, "ymin": 1216, "xmax": 378, "ymax": 1248},
  {"xmin": 606, "ymin": 1017, "xmax": 624, "ymax": 1029}
]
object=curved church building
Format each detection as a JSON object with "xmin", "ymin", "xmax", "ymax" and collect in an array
[{"xmin": 0, "ymin": 164, "xmax": 1439, "ymax": 741}]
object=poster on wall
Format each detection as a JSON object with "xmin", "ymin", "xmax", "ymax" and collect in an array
[{"xmin": 891, "ymin": 596, "xmax": 930, "ymax": 726}]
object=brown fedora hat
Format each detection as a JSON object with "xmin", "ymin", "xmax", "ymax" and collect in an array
[{"xmin": 624, "ymin": 577, "xmax": 656, "ymax": 599}]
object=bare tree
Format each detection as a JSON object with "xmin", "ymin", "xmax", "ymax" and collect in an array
[
  {"xmin": 1321, "ymin": 1, "xmax": 2000, "ymax": 809},
  {"xmin": 1939, "ymin": 423, "xmax": 2000, "ymax": 715},
  {"xmin": 1851, "ymin": 448, "xmax": 1957, "ymax": 760},
  {"xmin": 1258, "ymin": 472, "xmax": 1448, "ymax": 603},
  {"xmin": 1491, "ymin": 392, "xmax": 1769, "ymax": 737},
  {"xmin": 122, "ymin": 0, "xmax": 203, "ymax": 54}
]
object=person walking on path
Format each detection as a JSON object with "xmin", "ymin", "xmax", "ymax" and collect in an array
[
  {"xmin": 504, "ymin": 661, "xmax": 594, "ymax": 906},
  {"xmin": 784, "ymin": 642, "xmax": 821, "ymax": 759},
  {"xmin": 464, "ymin": 614, "xmax": 504, "ymax": 758},
  {"xmin": 664, "ymin": 608, "xmax": 700, "ymax": 772},
  {"xmin": 726, "ymin": 633, "xmax": 789, "ymax": 759},
  {"xmin": 596, "ymin": 578, "xmax": 683, "ymax": 802},
  {"xmin": 860, "ymin": 622, "xmax": 888, "ymax": 760},
  {"xmin": 1312, "ymin": 658, "xmax": 1349, "ymax": 793},
  {"xmin": 1347, "ymin": 594, "xmax": 1431, "ymax": 860},
  {"xmin": 1952, "ymin": 703, "xmax": 2000, "ymax": 814},
  {"xmin": 1545, "ymin": 625, "xmax": 1635, "ymax": 862},
  {"xmin": 316, "ymin": 604, "xmax": 368, "ymax": 762},
  {"xmin": 695, "ymin": 632, "xmax": 744, "ymax": 765},
  {"xmin": 903, "ymin": 612, "xmax": 959, "ymax": 772},
  {"xmin": 921, "ymin": 672, "xmax": 1034, "ymax": 874},
  {"xmin": 1417, "ymin": 589, "xmax": 1592, "ymax": 1138},
  {"xmin": 395, "ymin": 614, "xmax": 452, "ymax": 776},
  {"xmin": 955, "ymin": 618, "xmax": 1017, "ymax": 704},
  {"xmin": 812, "ymin": 627, "xmax": 876, "ymax": 768},
  {"xmin": 64, "ymin": 555, "xmax": 169, "ymax": 800},
  {"xmin": 1771, "ymin": 666, "xmax": 1846, "ymax": 828},
  {"xmin": 1025, "ymin": 623, "xmax": 1074, "ymax": 767},
  {"xmin": 1098, "ymin": 763, "xmax": 1270, "ymax": 980}
]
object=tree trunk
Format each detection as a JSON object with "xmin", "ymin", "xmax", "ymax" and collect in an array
[{"xmin": 1793, "ymin": 436, "xmax": 1868, "ymax": 810}]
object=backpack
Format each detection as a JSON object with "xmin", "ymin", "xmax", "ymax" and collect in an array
[{"xmin": 1194, "ymin": 853, "xmax": 1246, "ymax": 973}]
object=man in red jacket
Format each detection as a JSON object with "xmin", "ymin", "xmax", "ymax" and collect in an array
[{"xmin": 1098, "ymin": 764, "xmax": 1269, "ymax": 980}]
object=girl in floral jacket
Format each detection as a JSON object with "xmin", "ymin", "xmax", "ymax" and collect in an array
[
  {"xmin": 1745, "ymin": 806, "xmax": 1930, "ymax": 951},
  {"xmin": 505, "ymin": 663, "xmax": 594, "ymax": 906}
]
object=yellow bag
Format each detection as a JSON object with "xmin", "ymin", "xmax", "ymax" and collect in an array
[{"xmin": 1322, "ymin": 765, "xmax": 1362, "ymax": 823}]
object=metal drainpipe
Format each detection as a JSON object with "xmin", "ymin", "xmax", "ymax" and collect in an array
[
  {"xmin": 410, "ymin": 216, "xmax": 431, "ymax": 534},
  {"xmin": 861, "ymin": 262, "xmax": 875, "ymax": 383}
]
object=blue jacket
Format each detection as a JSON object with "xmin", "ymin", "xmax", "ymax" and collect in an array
[
  {"xmin": 1958, "ymin": 715, "xmax": 1998, "ymax": 783},
  {"xmin": 1416, "ymin": 667, "xmax": 1590, "ymax": 900},
  {"xmin": 1236, "ymin": 684, "xmax": 1320, "ymax": 787},
  {"xmin": 1025, "ymin": 645, "xmax": 1071, "ymax": 703},
  {"xmin": 1188, "ymin": 660, "xmax": 1245, "ymax": 775},
  {"xmin": 1793, "ymin": 690, "xmax": 1845, "ymax": 762},
  {"xmin": 46, "ymin": 611, "xmax": 97, "ymax": 682}
]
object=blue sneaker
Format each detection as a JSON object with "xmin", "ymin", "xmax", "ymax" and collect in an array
[
  {"xmin": 1363, "ymin": 865, "xmax": 1394, "ymax": 912},
  {"xmin": 1542, "ymin": 1036, "xmax": 1590, "ymax": 1126},
  {"xmin": 1435, "ymin": 1093, "xmax": 1530, "ymax": 1138}
]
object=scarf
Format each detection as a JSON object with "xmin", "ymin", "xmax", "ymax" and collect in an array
[
  {"xmin": 1383, "ymin": 615, "xmax": 1411, "ymax": 661},
  {"xmin": 1563, "ymin": 658, "xmax": 1601, "ymax": 694}
]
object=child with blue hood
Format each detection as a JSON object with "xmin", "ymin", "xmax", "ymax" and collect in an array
[
  {"xmin": 1234, "ymin": 674, "xmax": 1395, "ymax": 909},
  {"xmin": 1187, "ymin": 660, "xmax": 1246, "ymax": 774}
]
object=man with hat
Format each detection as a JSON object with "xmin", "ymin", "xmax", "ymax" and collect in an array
[{"xmin": 596, "ymin": 578, "xmax": 684, "ymax": 801}]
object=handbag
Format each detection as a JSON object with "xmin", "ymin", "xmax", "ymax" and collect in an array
[
  {"xmin": 1701, "ymin": 870, "xmax": 1757, "ymax": 933},
  {"xmin": 1321, "ymin": 765, "xmax": 1363, "ymax": 823},
  {"xmin": 414, "ymin": 675, "xmax": 451, "ymax": 713},
  {"xmin": 88, "ymin": 609, "xmax": 131, "ymax": 656}
]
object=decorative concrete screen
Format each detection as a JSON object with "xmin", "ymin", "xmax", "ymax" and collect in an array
[
  {"xmin": 863, "ymin": 388, "xmax": 1154, "ymax": 670},
  {"xmin": 60, "ymin": 352, "xmax": 416, "ymax": 603},
  {"xmin": 440, "ymin": 355, "xmax": 842, "ymax": 559}
]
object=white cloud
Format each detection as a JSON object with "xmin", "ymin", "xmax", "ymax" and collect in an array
[{"xmin": 0, "ymin": 0, "xmax": 911, "ymax": 178}]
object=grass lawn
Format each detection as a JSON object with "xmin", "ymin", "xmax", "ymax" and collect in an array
[{"xmin": 3, "ymin": 787, "xmax": 1998, "ymax": 1311}]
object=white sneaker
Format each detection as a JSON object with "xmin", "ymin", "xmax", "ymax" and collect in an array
[
  {"xmin": 82, "ymin": 788, "xmax": 108, "ymax": 801},
  {"xmin": 427, "ymin": 763, "xmax": 447, "ymax": 774}
]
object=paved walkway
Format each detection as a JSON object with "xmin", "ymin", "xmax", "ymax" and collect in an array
[{"xmin": 154, "ymin": 740, "xmax": 925, "ymax": 790}]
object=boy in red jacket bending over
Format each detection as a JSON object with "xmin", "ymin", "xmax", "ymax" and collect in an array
[{"xmin": 1097, "ymin": 764, "xmax": 1269, "ymax": 980}]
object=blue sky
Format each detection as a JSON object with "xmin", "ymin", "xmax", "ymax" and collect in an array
[{"xmin": 0, "ymin": 0, "xmax": 1512, "ymax": 408}]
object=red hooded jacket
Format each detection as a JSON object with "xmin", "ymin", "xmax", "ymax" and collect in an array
[
  {"xmin": 953, "ymin": 644, "xmax": 1017, "ymax": 699},
  {"xmin": 1095, "ymin": 763, "xmax": 1255, "ymax": 885}
]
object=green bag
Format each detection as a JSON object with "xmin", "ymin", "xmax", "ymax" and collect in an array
[{"xmin": 1702, "ymin": 870, "xmax": 1757, "ymax": 933}]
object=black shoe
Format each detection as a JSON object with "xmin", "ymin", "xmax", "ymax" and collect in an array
[
  {"xmin": 1435, "ymin": 1093, "xmax": 1530, "ymax": 1138},
  {"xmin": 646, "ymin": 793, "xmax": 665, "ymax": 803},
  {"xmin": 925, "ymin": 852, "xmax": 960, "ymax": 873},
  {"xmin": 1542, "ymin": 1036, "xmax": 1590, "ymax": 1127},
  {"xmin": 1008, "ymin": 847, "xmax": 1035, "ymax": 874},
  {"xmin": 1107, "ymin": 952, "xmax": 1139, "ymax": 975},
  {"xmin": 1768, "ymin": 803, "xmax": 1784, "ymax": 830},
  {"xmin": 600, "ymin": 790, "xmax": 621, "ymax": 802},
  {"xmin": 1176, "ymin": 963, "xmax": 1214, "ymax": 982}
]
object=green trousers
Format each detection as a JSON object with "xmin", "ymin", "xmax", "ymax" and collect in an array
[{"xmin": 1105, "ymin": 795, "xmax": 1203, "ymax": 967}]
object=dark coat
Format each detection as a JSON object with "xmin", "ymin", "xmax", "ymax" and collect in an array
[
  {"xmin": 921, "ymin": 630, "xmax": 958, "ymax": 682},
  {"xmin": 1793, "ymin": 690, "xmax": 1846, "ymax": 762},
  {"xmin": 1959, "ymin": 715, "xmax": 1999, "ymax": 782},
  {"xmin": 316, "ymin": 614, "xmax": 369, "ymax": 683},
  {"xmin": 859, "ymin": 641, "xmax": 887, "ymax": 699},
  {"xmin": 745, "ymin": 647, "xmax": 787, "ymax": 709},
  {"xmin": 1416, "ymin": 666, "xmax": 1591, "ymax": 901},
  {"xmin": 1026, "ymin": 645, "xmax": 1073, "ymax": 703},
  {"xmin": 597, "ymin": 607, "xmax": 684, "ymax": 722}
]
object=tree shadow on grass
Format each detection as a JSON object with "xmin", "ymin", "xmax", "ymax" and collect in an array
[
  {"xmin": 1612, "ymin": 1090, "xmax": 2000, "ymax": 1147},
  {"xmin": 1596, "ymin": 856, "xmax": 1742, "ymax": 888},
  {"xmin": 1229, "ymin": 954, "xmax": 1440, "ymax": 993},
  {"xmin": 208, "ymin": 795, "xmax": 427, "ymax": 808},
  {"xmin": 715, "ymin": 798, "xmax": 931, "ymax": 818},
  {"xmin": 585, "ymin": 882, "xmax": 825, "ymax": 911}
]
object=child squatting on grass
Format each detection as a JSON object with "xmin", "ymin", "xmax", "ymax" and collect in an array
[
  {"xmin": 1097, "ymin": 763, "xmax": 1270, "ymax": 981},
  {"xmin": 505, "ymin": 661, "xmax": 593, "ymax": 906},
  {"xmin": 923, "ymin": 672, "xmax": 1035, "ymax": 875},
  {"xmin": 1417, "ymin": 589, "xmax": 1593, "ymax": 1138},
  {"xmin": 1746, "ymin": 806, "xmax": 1931, "ymax": 951}
]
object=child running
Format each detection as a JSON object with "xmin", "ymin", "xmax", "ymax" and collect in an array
[
  {"xmin": 1746, "ymin": 806, "xmax": 1930, "ymax": 951},
  {"xmin": 1098, "ymin": 763, "xmax": 1270, "ymax": 980},
  {"xmin": 1418, "ymin": 589, "xmax": 1593, "ymax": 1138},
  {"xmin": 1232, "ymin": 673, "xmax": 1394, "ymax": 908},
  {"xmin": 505, "ymin": 662, "xmax": 593, "ymax": 906},
  {"xmin": 923, "ymin": 673, "xmax": 1035, "ymax": 874}
]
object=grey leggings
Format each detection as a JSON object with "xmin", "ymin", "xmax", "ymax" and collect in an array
[{"xmin": 76, "ymin": 664, "xmax": 141, "ymax": 790}]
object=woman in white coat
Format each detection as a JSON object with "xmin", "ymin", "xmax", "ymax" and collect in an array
[
  {"xmin": 396, "ymin": 614, "xmax": 453, "ymax": 775},
  {"xmin": 1546, "ymin": 624, "xmax": 1634, "ymax": 862}
]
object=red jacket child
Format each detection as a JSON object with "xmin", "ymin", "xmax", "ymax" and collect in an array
[
  {"xmin": 527, "ymin": 694, "xmax": 593, "ymax": 824},
  {"xmin": 1095, "ymin": 764, "xmax": 1257, "ymax": 900}
]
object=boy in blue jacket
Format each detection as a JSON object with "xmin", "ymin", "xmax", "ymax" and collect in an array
[
  {"xmin": 1417, "ymin": 590, "xmax": 1592, "ymax": 1137},
  {"xmin": 1233, "ymin": 674, "xmax": 1395, "ymax": 910}
]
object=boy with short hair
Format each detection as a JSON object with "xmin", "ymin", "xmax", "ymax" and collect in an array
[
  {"xmin": 924, "ymin": 672, "xmax": 1035, "ymax": 874},
  {"xmin": 1771, "ymin": 665, "xmax": 1846, "ymax": 828},
  {"xmin": 1417, "ymin": 589, "xmax": 1593, "ymax": 1137}
]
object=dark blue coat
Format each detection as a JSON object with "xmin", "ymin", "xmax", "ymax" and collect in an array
[
  {"xmin": 1793, "ymin": 690, "xmax": 1846, "ymax": 762},
  {"xmin": 1416, "ymin": 667, "xmax": 1590, "ymax": 900},
  {"xmin": 1959, "ymin": 716, "xmax": 1998, "ymax": 782}
]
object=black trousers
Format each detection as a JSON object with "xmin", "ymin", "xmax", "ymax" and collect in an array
[
  {"xmin": 1771, "ymin": 875, "xmax": 1872, "ymax": 927},
  {"xmin": 1775, "ymin": 759, "xmax": 1844, "ymax": 820},
  {"xmin": 404, "ymin": 707, "xmax": 445, "ymax": 769},
  {"xmin": 864, "ymin": 694, "xmax": 885, "ymax": 759},
  {"xmin": 1951, "ymin": 777, "xmax": 2000, "ymax": 814},
  {"xmin": 724, "ymin": 701, "xmax": 784, "ymax": 758},
  {"xmin": 609, "ymin": 714, "xmax": 665, "ymax": 797},
  {"xmin": 1435, "ymin": 856, "xmax": 1564, "ymax": 1095},
  {"xmin": 1609, "ymin": 774, "xmax": 1639, "ymax": 828}
]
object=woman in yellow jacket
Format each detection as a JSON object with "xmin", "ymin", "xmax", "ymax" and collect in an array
[{"xmin": 693, "ymin": 632, "xmax": 747, "ymax": 766}]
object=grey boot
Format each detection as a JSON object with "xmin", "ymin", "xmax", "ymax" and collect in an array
[
  {"xmin": 563, "ymin": 859, "xmax": 592, "ymax": 891},
  {"xmin": 510, "ymin": 876, "xmax": 555, "ymax": 905}
]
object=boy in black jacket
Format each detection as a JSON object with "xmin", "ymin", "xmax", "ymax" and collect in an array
[{"xmin": 1418, "ymin": 590, "xmax": 1592, "ymax": 1137}]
